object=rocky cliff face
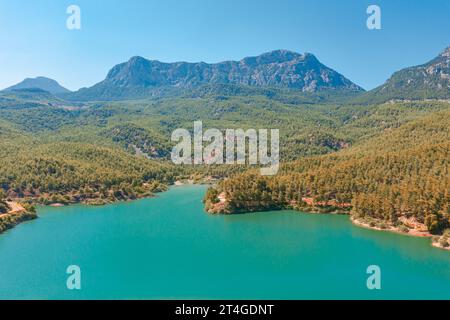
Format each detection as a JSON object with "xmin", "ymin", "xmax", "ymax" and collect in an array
[
  {"xmin": 103, "ymin": 50, "xmax": 362, "ymax": 91},
  {"xmin": 69, "ymin": 50, "xmax": 363, "ymax": 100}
]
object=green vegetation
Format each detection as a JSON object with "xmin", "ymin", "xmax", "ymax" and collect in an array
[
  {"xmin": 0, "ymin": 71, "xmax": 449, "ymax": 240},
  {"xmin": 0, "ymin": 210, "xmax": 37, "ymax": 234},
  {"xmin": 205, "ymin": 109, "xmax": 450, "ymax": 235},
  {"xmin": 0, "ymin": 190, "xmax": 10, "ymax": 214},
  {"xmin": 102, "ymin": 123, "xmax": 171, "ymax": 159},
  {"xmin": 0, "ymin": 141, "xmax": 180, "ymax": 205},
  {"xmin": 351, "ymin": 47, "xmax": 450, "ymax": 104}
]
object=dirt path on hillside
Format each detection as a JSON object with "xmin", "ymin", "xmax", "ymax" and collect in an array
[{"xmin": 5, "ymin": 202, "xmax": 25, "ymax": 215}]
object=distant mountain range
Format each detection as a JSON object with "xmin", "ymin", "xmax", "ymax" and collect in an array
[
  {"xmin": 4, "ymin": 77, "xmax": 71, "ymax": 95},
  {"xmin": 65, "ymin": 50, "xmax": 364, "ymax": 101},
  {"xmin": 4, "ymin": 47, "xmax": 449, "ymax": 102}
]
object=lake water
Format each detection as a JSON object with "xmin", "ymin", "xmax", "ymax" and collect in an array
[{"xmin": 0, "ymin": 185, "xmax": 449, "ymax": 299}]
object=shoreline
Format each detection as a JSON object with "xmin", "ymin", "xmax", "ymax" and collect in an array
[
  {"xmin": 431, "ymin": 240, "xmax": 450, "ymax": 251},
  {"xmin": 1, "ymin": 188, "xmax": 164, "ymax": 234},
  {"xmin": 38, "ymin": 183, "xmax": 207, "ymax": 209},
  {"xmin": 3, "ymin": 186, "xmax": 449, "ymax": 252},
  {"xmin": 0, "ymin": 202, "xmax": 37, "ymax": 234},
  {"xmin": 1, "ymin": 181, "xmax": 209, "ymax": 233},
  {"xmin": 351, "ymin": 217, "xmax": 450, "ymax": 251},
  {"xmin": 206, "ymin": 192, "xmax": 449, "ymax": 251}
]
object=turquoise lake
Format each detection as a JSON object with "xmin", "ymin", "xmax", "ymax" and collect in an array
[{"xmin": 0, "ymin": 185, "xmax": 449, "ymax": 299}]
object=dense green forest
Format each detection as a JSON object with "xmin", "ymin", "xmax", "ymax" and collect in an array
[{"xmin": 204, "ymin": 109, "xmax": 450, "ymax": 235}]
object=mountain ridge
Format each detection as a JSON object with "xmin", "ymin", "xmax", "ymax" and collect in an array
[{"xmin": 66, "ymin": 50, "xmax": 364, "ymax": 101}]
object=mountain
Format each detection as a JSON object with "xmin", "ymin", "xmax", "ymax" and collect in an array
[
  {"xmin": 66, "ymin": 50, "xmax": 363, "ymax": 101},
  {"xmin": 355, "ymin": 46, "xmax": 450, "ymax": 103},
  {"xmin": 4, "ymin": 77, "xmax": 71, "ymax": 95}
]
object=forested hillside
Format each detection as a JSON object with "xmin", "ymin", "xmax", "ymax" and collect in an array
[
  {"xmin": 205, "ymin": 108, "xmax": 450, "ymax": 235},
  {"xmin": 0, "ymin": 141, "xmax": 179, "ymax": 205}
]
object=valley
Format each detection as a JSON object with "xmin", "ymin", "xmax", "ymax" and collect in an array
[{"xmin": 0, "ymin": 48, "xmax": 448, "ymax": 248}]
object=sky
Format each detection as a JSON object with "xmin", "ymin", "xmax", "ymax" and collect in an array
[{"xmin": 0, "ymin": 0, "xmax": 449, "ymax": 91}]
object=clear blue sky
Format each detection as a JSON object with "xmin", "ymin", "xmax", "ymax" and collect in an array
[{"xmin": 0, "ymin": 0, "xmax": 449, "ymax": 91}]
